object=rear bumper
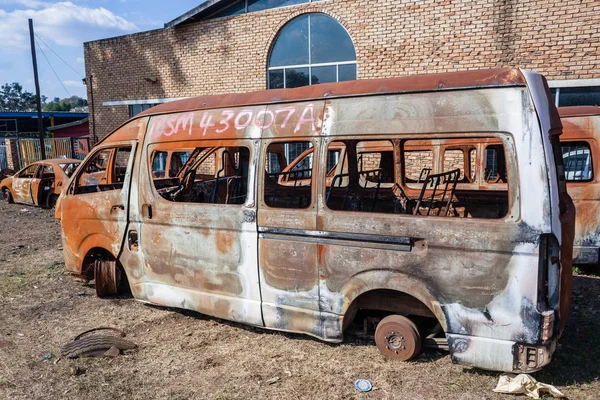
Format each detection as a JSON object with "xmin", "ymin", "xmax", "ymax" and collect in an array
[
  {"xmin": 573, "ymin": 245, "xmax": 599, "ymax": 265},
  {"xmin": 447, "ymin": 334, "xmax": 556, "ymax": 373}
]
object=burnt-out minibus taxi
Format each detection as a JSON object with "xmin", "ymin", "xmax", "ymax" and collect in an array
[
  {"xmin": 558, "ymin": 106, "xmax": 600, "ymax": 266},
  {"xmin": 56, "ymin": 68, "xmax": 574, "ymax": 373}
]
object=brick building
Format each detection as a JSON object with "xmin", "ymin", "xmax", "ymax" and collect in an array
[{"xmin": 84, "ymin": 0, "xmax": 600, "ymax": 142}]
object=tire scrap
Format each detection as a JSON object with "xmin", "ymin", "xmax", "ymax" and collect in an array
[{"xmin": 60, "ymin": 327, "xmax": 137, "ymax": 359}]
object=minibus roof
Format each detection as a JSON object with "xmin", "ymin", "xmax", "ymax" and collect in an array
[{"xmin": 139, "ymin": 68, "xmax": 527, "ymax": 117}]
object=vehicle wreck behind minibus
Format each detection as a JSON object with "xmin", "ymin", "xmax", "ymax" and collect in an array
[
  {"xmin": 56, "ymin": 68, "xmax": 574, "ymax": 373},
  {"xmin": 558, "ymin": 106, "xmax": 600, "ymax": 266}
]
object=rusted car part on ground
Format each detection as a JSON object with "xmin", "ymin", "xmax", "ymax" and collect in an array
[
  {"xmin": 57, "ymin": 68, "xmax": 574, "ymax": 373},
  {"xmin": 559, "ymin": 106, "xmax": 600, "ymax": 266},
  {"xmin": 60, "ymin": 327, "xmax": 137, "ymax": 358},
  {"xmin": 0, "ymin": 158, "xmax": 80, "ymax": 208}
]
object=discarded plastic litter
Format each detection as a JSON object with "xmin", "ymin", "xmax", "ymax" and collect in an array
[
  {"xmin": 493, "ymin": 374, "xmax": 565, "ymax": 399},
  {"xmin": 355, "ymin": 379, "xmax": 372, "ymax": 392}
]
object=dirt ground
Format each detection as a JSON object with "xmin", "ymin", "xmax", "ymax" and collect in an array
[{"xmin": 0, "ymin": 201, "xmax": 599, "ymax": 400}]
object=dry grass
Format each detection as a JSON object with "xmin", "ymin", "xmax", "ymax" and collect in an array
[{"xmin": 0, "ymin": 201, "xmax": 599, "ymax": 399}]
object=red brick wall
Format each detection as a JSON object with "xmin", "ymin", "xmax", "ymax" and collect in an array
[{"xmin": 85, "ymin": 0, "xmax": 600, "ymax": 140}]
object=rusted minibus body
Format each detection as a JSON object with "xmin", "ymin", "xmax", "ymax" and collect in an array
[
  {"xmin": 559, "ymin": 106, "xmax": 600, "ymax": 265},
  {"xmin": 57, "ymin": 68, "xmax": 574, "ymax": 373}
]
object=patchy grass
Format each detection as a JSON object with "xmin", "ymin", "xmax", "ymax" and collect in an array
[{"xmin": 0, "ymin": 200, "xmax": 599, "ymax": 399}]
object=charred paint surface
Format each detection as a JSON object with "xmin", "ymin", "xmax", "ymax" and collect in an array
[
  {"xmin": 59, "ymin": 69, "xmax": 569, "ymax": 373},
  {"xmin": 1, "ymin": 158, "xmax": 79, "ymax": 208}
]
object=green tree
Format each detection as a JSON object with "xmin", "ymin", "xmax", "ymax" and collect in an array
[
  {"xmin": 0, "ymin": 82, "xmax": 40, "ymax": 111},
  {"xmin": 43, "ymin": 95, "xmax": 88, "ymax": 112}
]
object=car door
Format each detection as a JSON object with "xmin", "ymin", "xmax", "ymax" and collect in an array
[
  {"xmin": 29, "ymin": 164, "xmax": 46, "ymax": 206},
  {"xmin": 132, "ymin": 138, "xmax": 263, "ymax": 326},
  {"xmin": 12, "ymin": 164, "xmax": 39, "ymax": 204},
  {"xmin": 60, "ymin": 143, "xmax": 136, "ymax": 273}
]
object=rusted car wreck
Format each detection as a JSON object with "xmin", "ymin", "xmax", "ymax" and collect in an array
[
  {"xmin": 57, "ymin": 68, "xmax": 574, "ymax": 373},
  {"xmin": 1, "ymin": 158, "xmax": 80, "ymax": 208},
  {"xmin": 559, "ymin": 106, "xmax": 600, "ymax": 266}
]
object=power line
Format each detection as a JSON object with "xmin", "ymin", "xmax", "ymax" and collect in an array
[
  {"xmin": 35, "ymin": 34, "xmax": 84, "ymax": 78},
  {"xmin": 36, "ymin": 39, "xmax": 71, "ymax": 97}
]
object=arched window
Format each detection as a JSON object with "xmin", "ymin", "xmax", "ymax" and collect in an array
[{"xmin": 268, "ymin": 13, "xmax": 356, "ymax": 89}]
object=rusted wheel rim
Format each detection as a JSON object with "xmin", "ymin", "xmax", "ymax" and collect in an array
[
  {"xmin": 375, "ymin": 315, "xmax": 421, "ymax": 361},
  {"xmin": 94, "ymin": 260, "xmax": 120, "ymax": 297}
]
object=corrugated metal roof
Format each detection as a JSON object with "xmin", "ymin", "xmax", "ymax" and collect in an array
[
  {"xmin": 0, "ymin": 112, "xmax": 88, "ymax": 118},
  {"xmin": 165, "ymin": 0, "xmax": 231, "ymax": 28}
]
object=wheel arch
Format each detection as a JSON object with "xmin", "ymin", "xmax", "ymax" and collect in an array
[{"xmin": 338, "ymin": 271, "xmax": 448, "ymax": 333}]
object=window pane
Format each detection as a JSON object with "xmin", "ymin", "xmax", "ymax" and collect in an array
[
  {"xmin": 269, "ymin": 14, "xmax": 309, "ymax": 67},
  {"xmin": 265, "ymin": 141, "xmax": 312, "ymax": 208},
  {"xmin": 268, "ymin": 69, "xmax": 284, "ymax": 89},
  {"xmin": 310, "ymin": 14, "xmax": 356, "ymax": 64},
  {"xmin": 152, "ymin": 151, "xmax": 168, "ymax": 178},
  {"xmin": 338, "ymin": 63, "xmax": 356, "ymax": 82},
  {"xmin": 213, "ymin": 0, "xmax": 245, "ymax": 18},
  {"xmin": 248, "ymin": 0, "xmax": 305, "ymax": 13},
  {"xmin": 129, "ymin": 104, "xmax": 143, "ymax": 117},
  {"xmin": 562, "ymin": 142, "xmax": 593, "ymax": 181},
  {"xmin": 311, "ymin": 65, "xmax": 336, "ymax": 85},
  {"xmin": 485, "ymin": 145, "xmax": 507, "ymax": 183},
  {"xmin": 285, "ymin": 67, "xmax": 310, "ymax": 88},
  {"xmin": 558, "ymin": 87, "xmax": 600, "ymax": 107}
]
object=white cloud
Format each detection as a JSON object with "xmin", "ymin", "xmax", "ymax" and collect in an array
[
  {"xmin": 0, "ymin": 1, "xmax": 137, "ymax": 51},
  {"xmin": 63, "ymin": 79, "xmax": 83, "ymax": 87},
  {"xmin": 0, "ymin": 0, "xmax": 50, "ymax": 8}
]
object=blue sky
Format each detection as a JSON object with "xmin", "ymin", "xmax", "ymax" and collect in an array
[{"xmin": 0, "ymin": 0, "xmax": 202, "ymax": 100}]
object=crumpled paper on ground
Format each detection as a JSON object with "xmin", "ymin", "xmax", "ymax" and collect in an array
[{"xmin": 493, "ymin": 374, "xmax": 565, "ymax": 399}]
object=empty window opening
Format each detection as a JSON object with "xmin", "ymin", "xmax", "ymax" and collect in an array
[
  {"xmin": 443, "ymin": 149, "xmax": 467, "ymax": 181},
  {"xmin": 404, "ymin": 150, "xmax": 433, "ymax": 183},
  {"xmin": 264, "ymin": 141, "xmax": 312, "ymax": 209},
  {"xmin": 77, "ymin": 147, "xmax": 132, "ymax": 194},
  {"xmin": 153, "ymin": 146, "xmax": 249, "ymax": 205},
  {"xmin": 326, "ymin": 138, "xmax": 510, "ymax": 219},
  {"xmin": 327, "ymin": 140, "xmax": 395, "ymax": 213}
]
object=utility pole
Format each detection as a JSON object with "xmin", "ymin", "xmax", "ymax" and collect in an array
[{"xmin": 29, "ymin": 18, "xmax": 46, "ymax": 160}]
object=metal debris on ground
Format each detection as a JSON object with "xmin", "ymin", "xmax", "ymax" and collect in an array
[
  {"xmin": 355, "ymin": 379, "xmax": 372, "ymax": 392},
  {"xmin": 60, "ymin": 327, "xmax": 137, "ymax": 359},
  {"xmin": 493, "ymin": 374, "xmax": 566, "ymax": 399}
]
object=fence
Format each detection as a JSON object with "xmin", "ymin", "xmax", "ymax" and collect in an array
[
  {"xmin": 0, "ymin": 143, "xmax": 7, "ymax": 170},
  {"xmin": 17, "ymin": 137, "xmax": 90, "ymax": 168}
]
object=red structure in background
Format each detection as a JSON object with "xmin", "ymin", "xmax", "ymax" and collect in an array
[{"xmin": 48, "ymin": 117, "xmax": 89, "ymax": 139}]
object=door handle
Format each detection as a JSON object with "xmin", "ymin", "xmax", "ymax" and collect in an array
[
  {"xmin": 142, "ymin": 204, "xmax": 153, "ymax": 219},
  {"xmin": 111, "ymin": 204, "xmax": 125, "ymax": 211}
]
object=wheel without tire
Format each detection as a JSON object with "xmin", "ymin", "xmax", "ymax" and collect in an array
[
  {"xmin": 2, "ymin": 189, "xmax": 13, "ymax": 203},
  {"xmin": 375, "ymin": 315, "xmax": 422, "ymax": 361}
]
